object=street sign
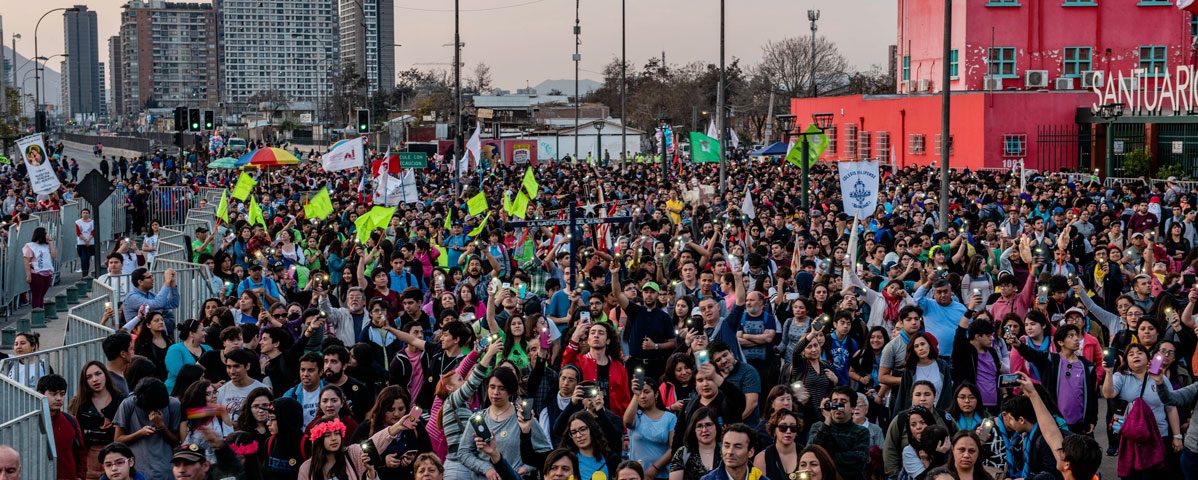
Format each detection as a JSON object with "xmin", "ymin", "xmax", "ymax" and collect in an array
[
  {"xmin": 1114, "ymin": 141, "xmax": 1125, "ymax": 154},
  {"xmin": 507, "ymin": 204, "xmax": 632, "ymax": 290},
  {"xmin": 477, "ymin": 108, "xmax": 494, "ymax": 120},
  {"xmin": 1173, "ymin": 141, "xmax": 1184, "ymax": 154},
  {"xmin": 77, "ymin": 170, "xmax": 115, "ymax": 208},
  {"xmin": 397, "ymin": 152, "xmax": 428, "ymax": 169}
]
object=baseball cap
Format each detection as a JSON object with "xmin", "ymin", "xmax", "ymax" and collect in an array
[
  {"xmin": 641, "ymin": 281, "xmax": 662, "ymax": 293},
  {"xmin": 1065, "ymin": 307, "xmax": 1086, "ymax": 318},
  {"xmin": 172, "ymin": 443, "xmax": 206, "ymax": 464}
]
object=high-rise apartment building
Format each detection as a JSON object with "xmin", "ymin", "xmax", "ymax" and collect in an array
[
  {"xmin": 339, "ymin": 0, "xmax": 394, "ymax": 94},
  {"xmin": 63, "ymin": 5, "xmax": 101, "ymax": 117},
  {"xmin": 108, "ymin": 36, "xmax": 124, "ymax": 116},
  {"xmin": 215, "ymin": 0, "xmax": 338, "ymax": 107},
  {"xmin": 115, "ymin": 0, "xmax": 218, "ymax": 115}
]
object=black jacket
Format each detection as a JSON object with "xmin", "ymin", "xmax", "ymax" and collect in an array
[
  {"xmin": 951, "ymin": 325, "xmax": 1005, "ymax": 405},
  {"xmin": 1014, "ymin": 343, "xmax": 1098, "ymax": 430}
]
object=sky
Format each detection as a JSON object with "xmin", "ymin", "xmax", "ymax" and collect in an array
[{"xmin": 5, "ymin": 0, "xmax": 897, "ymax": 90}]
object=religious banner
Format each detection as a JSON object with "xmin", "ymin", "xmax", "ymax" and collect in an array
[
  {"xmin": 839, "ymin": 160, "xmax": 880, "ymax": 218},
  {"xmin": 16, "ymin": 133, "xmax": 61, "ymax": 195}
]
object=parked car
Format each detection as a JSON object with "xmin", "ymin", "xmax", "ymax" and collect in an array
[{"xmin": 227, "ymin": 137, "xmax": 248, "ymax": 154}]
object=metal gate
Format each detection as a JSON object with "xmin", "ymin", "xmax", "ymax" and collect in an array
[
  {"xmin": 1036, "ymin": 124, "xmax": 1090, "ymax": 172},
  {"xmin": 1155, "ymin": 123, "xmax": 1198, "ymax": 177},
  {"xmin": 1110, "ymin": 123, "xmax": 1147, "ymax": 177}
]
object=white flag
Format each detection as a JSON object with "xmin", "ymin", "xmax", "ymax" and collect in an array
[
  {"xmin": 461, "ymin": 122, "xmax": 482, "ymax": 174},
  {"xmin": 321, "ymin": 137, "xmax": 364, "ymax": 172},
  {"xmin": 741, "ymin": 188, "xmax": 756, "ymax": 219},
  {"xmin": 730, "ymin": 128, "xmax": 740, "ymax": 148},
  {"xmin": 374, "ymin": 173, "xmax": 403, "ymax": 206},
  {"xmin": 839, "ymin": 160, "xmax": 881, "ymax": 217},
  {"xmin": 401, "ymin": 170, "xmax": 419, "ymax": 204},
  {"xmin": 706, "ymin": 121, "xmax": 718, "ymax": 139}
]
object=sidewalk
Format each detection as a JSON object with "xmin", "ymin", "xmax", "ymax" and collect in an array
[{"xmin": 0, "ymin": 269, "xmax": 90, "ymax": 354}]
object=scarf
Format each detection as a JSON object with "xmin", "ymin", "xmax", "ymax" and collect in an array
[{"xmin": 882, "ymin": 289, "xmax": 904, "ymax": 323}]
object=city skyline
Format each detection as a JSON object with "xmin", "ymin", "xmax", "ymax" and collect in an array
[{"xmin": 7, "ymin": 0, "xmax": 896, "ymax": 92}]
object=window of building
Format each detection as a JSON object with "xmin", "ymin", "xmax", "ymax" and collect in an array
[
  {"xmin": 1192, "ymin": 14, "xmax": 1198, "ymax": 36},
  {"xmin": 903, "ymin": 56, "xmax": 910, "ymax": 81},
  {"xmin": 1137, "ymin": 0, "xmax": 1173, "ymax": 5},
  {"xmin": 859, "ymin": 132, "xmax": 872, "ymax": 160},
  {"xmin": 1003, "ymin": 134, "xmax": 1027, "ymax": 156},
  {"xmin": 1063, "ymin": 47, "xmax": 1092, "ymax": 77},
  {"xmin": 934, "ymin": 134, "xmax": 955, "ymax": 156},
  {"xmin": 986, "ymin": 0, "xmax": 1021, "ymax": 5},
  {"xmin": 825, "ymin": 126, "xmax": 837, "ymax": 154},
  {"xmin": 878, "ymin": 132, "xmax": 891, "ymax": 162},
  {"xmin": 909, "ymin": 134, "xmax": 926, "ymax": 155},
  {"xmin": 949, "ymin": 50, "xmax": 959, "ymax": 79},
  {"xmin": 988, "ymin": 47, "xmax": 1018, "ymax": 78},
  {"xmin": 1062, "ymin": 0, "xmax": 1096, "ymax": 6},
  {"xmin": 1139, "ymin": 46, "xmax": 1167, "ymax": 77},
  {"xmin": 845, "ymin": 124, "xmax": 859, "ymax": 159}
]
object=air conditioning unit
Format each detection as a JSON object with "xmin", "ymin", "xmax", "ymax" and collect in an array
[
  {"xmin": 1121, "ymin": 76, "xmax": 1140, "ymax": 91},
  {"xmin": 918, "ymin": 79, "xmax": 931, "ymax": 92},
  {"xmin": 1025, "ymin": 70, "xmax": 1049, "ymax": 88},
  {"xmin": 984, "ymin": 77, "xmax": 1003, "ymax": 91},
  {"xmin": 1081, "ymin": 70, "xmax": 1104, "ymax": 89},
  {"xmin": 899, "ymin": 80, "xmax": 910, "ymax": 92},
  {"xmin": 1055, "ymin": 77, "xmax": 1075, "ymax": 90}
]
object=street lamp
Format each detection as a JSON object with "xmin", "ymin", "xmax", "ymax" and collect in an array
[
  {"xmin": 777, "ymin": 112, "xmax": 834, "ymax": 210},
  {"xmin": 36, "ymin": 54, "xmax": 68, "ymax": 113},
  {"xmin": 34, "ymin": 7, "xmax": 79, "ymax": 132},
  {"xmin": 1097, "ymin": 102, "xmax": 1125, "ymax": 177},
  {"xmin": 595, "ymin": 120, "xmax": 605, "ymax": 165}
]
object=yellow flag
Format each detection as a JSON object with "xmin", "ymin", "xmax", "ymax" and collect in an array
[
  {"xmin": 521, "ymin": 167, "xmax": 539, "ymax": 199},
  {"xmin": 444, "ymin": 208, "xmax": 453, "ymax": 231},
  {"xmin": 232, "ymin": 172, "xmax": 257, "ymax": 201},
  {"xmin": 502, "ymin": 192, "xmax": 513, "ymax": 215},
  {"xmin": 248, "ymin": 197, "xmax": 266, "ymax": 227},
  {"xmin": 216, "ymin": 190, "xmax": 230, "ymax": 223},
  {"xmin": 303, "ymin": 188, "xmax": 334, "ymax": 220},
  {"xmin": 468, "ymin": 213, "xmax": 491, "ymax": 237},
  {"xmin": 511, "ymin": 192, "xmax": 530, "ymax": 219},
  {"xmin": 467, "ymin": 191, "xmax": 488, "ymax": 216},
  {"xmin": 356, "ymin": 206, "xmax": 396, "ymax": 243}
]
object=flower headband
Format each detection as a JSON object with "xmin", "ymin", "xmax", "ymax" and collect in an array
[
  {"xmin": 308, "ymin": 418, "xmax": 347, "ymax": 442},
  {"xmin": 229, "ymin": 440, "xmax": 259, "ymax": 457}
]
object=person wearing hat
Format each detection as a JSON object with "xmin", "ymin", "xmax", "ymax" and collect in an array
[
  {"xmin": 171, "ymin": 425, "xmax": 243, "ymax": 480},
  {"xmin": 191, "ymin": 226, "xmax": 215, "ymax": 263},
  {"xmin": 611, "ymin": 272, "xmax": 675, "ymax": 384},
  {"xmin": 236, "ymin": 263, "xmax": 282, "ymax": 307},
  {"xmin": 122, "ymin": 267, "xmax": 180, "ymax": 336},
  {"xmin": 1060, "ymin": 307, "xmax": 1106, "ymax": 381},
  {"xmin": 987, "ymin": 271, "xmax": 1037, "ymax": 321}
]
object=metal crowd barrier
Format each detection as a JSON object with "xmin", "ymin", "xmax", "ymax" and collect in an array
[
  {"xmin": 0, "ymin": 338, "xmax": 108, "ymax": 398},
  {"xmin": 1104, "ymin": 177, "xmax": 1145, "ymax": 188},
  {"xmin": 0, "ymin": 376, "xmax": 55, "ymax": 480},
  {"xmin": 151, "ymin": 258, "xmax": 216, "ymax": 323},
  {"xmin": 97, "ymin": 191, "xmax": 130, "ymax": 238},
  {"xmin": 55, "ymin": 201, "xmax": 83, "ymax": 273},
  {"xmin": 2, "ymin": 219, "xmax": 37, "ymax": 310},
  {"xmin": 64, "ymin": 314, "xmax": 115, "ymax": 348},
  {"xmin": 148, "ymin": 186, "xmax": 196, "ymax": 226},
  {"xmin": 90, "ymin": 277, "xmax": 120, "ymax": 314},
  {"xmin": 156, "ymin": 240, "xmax": 189, "ymax": 264}
]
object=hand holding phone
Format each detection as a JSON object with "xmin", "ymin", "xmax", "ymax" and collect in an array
[
  {"xmin": 470, "ymin": 413, "xmax": 492, "ymax": 442},
  {"xmin": 999, "ymin": 373, "xmax": 1022, "ymax": 388}
]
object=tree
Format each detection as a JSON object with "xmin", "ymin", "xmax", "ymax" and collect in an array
[
  {"xmin": 397, "ymin": 68, "xmax": 453, "ymax": 122},
  {"xmin": 467, "ymin": 63, "xmax": 493, "ymax": 94},
  {"xmin": 329, "ymin": 62, "xmax": 368, "ymax": 126},
  {"xmin": 247, "ymin": 89, "xmax": 291, "ymax": 122},
  {"xmin": 753, "ymin": 36, "xmax": 849, "ymax": 99},
  {"xmin": 844, "ymin": 65, "xmax": 895, "ymax": 95}
]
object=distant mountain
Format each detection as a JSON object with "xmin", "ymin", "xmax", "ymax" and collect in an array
[
  {"xmin": 2, "ymin": 46, "xmax": 62, "ymax": 109},
  {"xmin": 534, "ymin": 79, "xmax": 601, "ymax": 97}
]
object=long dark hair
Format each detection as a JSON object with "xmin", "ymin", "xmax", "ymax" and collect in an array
[
  {"xmin": 234, "ymin": 387, "xmax": 274, "ymax": 433},
  {"xmin": 903, "ymin": 332, "xmax": 940, "ymax": 367},
  {"xmin": 366, "ymin": 386, "xmax": 409, "ymax": 435},
  {"xmin": 31, "ymin": 227, "xmax": 48, "ymax": 244},
  {"xmin": 947, "ymin": 382, "xmax": 984, "ymax": 420},
  {"xmin": 307, "ymin": 418, "xmax": 352, "ymax": 480},
  {"xmin": 561, "ymin": 411, "xmax": 610, "ymax": 457},
  {"xmin": 800, "ymin": 444, "xmax": 844, "ymax": 480},
  {"xmin": 683, "ymin": 406, "xmax": 722, "ymax": 453},
  {"xmin": 544, "ymin": 448, "xmax": 581, "ymax": 480},
  {"xmin": 662, "ymin": 352, "xmax": 696, "ymax": 386},
  {"xmin": 68, "ymin": 360, "xmax": 124, "ymax": 417},
  {"xmin": 947, "ymin": 431, "xmax": 994, "ymax": 480}
]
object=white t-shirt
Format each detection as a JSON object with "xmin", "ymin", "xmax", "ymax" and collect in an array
[
  {"xmin": 216, "ymin": 379, "xmax": 267, "ymax": 424},
  {"xmin": 75, "ymin": 218, "xmax": 94, "ymax": 246},
  {"xmin": 142, "ymin": 234, "xmax": 159, "ymax": 264},
  {"xmin": 298, "ymin": 386, "xmax": 321, "ymax": 425},
  {"xmin": 24, "ymin": 242, "xmax": 54, "ymax": 274}
]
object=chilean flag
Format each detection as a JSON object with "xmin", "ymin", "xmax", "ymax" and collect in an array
[
  {"xmin": 1181, "ymin": 0, "xmax": 1198, "ymax": 14},
  {"xmin": 371, "ymin": 154, "xmax": 401, "ymax": 177}
]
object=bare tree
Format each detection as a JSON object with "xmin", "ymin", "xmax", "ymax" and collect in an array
[
  {"xmin": 467, "ymin": 63, "xmax": 493, "ymax": 94},
  {"xmin": 246, "ymin": 89, "xmax": 291, "ymax": 122},
  {"xmin": 753, "ymin": 36, "xmax": 849, "ymax": 99}
]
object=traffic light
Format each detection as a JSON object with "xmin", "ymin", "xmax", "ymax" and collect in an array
[
  {"xmin": 356, "ymin": 108, "xmax": 370, "ymax": 133},
  {"xmin": 188, "ymin": 108, "xmax": 201, "ymax": 131},
  {"xmin": 203, "ymin": 110, "xmax": 214, "ymax": 130},
  {"xmin": 174, "ymin": 107, "xmax": 187, "ymax": 132}
]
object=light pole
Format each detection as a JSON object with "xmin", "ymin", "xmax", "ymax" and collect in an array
[
  {"xmin": 595, "ymin": 120, "xmax": 605, "ymax": 165},
  {"xmin": 454, "ymin": 0, "xmax": 463, "ymax": 199},
  {"xmin": 1098, "ymin": 102, "xmax": 1125, "ymax": 177},
  {"xmin": 808, "ymin": 10, "xmax": 820, "ymax": 98},
  {"xmin": 37, "ymin": 54, "xmax": 68, "ymax": 117},
  {"xmin": 938, "ymin": 0, "xmax": 950, "ymax": 232},
  {"xmin": 718, "ymin": 0, "xmax": 727, "ymax": 193},
  {"xmin": 777, "ymin": 112, "xmax": 833, "ymax": 211},
  {"xmin": 573, "ymin": 0, "xmax": 581, "ymax": 162},
  {"xmin": 7, "ymin": 33, "xmax": 19, "ymax": 127},
  {"xmin": 620, "ymin": 0, "xmax": 626, "ymax": 164},
  {"xmin": 35, "ymin": 7, "xmax": 78, "ymax": 132}
]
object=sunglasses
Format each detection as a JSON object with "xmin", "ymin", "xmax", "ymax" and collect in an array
[{"xmin": 776, "ymin": 424, "xmax": 799, "ymax": 433}]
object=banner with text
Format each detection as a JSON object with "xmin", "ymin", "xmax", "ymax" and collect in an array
[
  {"xmin": 322, "ymin": 137, "xmax": 365, "ymax": 172},
  {"xmin": 839, "ymin": 160, "xmax": 880, "ymax": 218},
  {"xmin": 17, "ymin": 133, "xmax": 61, "ymax": 195}
]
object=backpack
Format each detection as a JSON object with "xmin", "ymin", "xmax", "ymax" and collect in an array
[{"xmin": 1116, "ymin": 377, "xmax": 1165, "ymax": 477}]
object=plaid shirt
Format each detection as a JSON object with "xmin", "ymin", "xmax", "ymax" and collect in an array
[{"xmin": 522, "ymin": 260, "xmax": 551, "ymax": 298}]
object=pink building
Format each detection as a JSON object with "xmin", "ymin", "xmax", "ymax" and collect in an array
[{"xmin": 792, "ymin": 0, "xmax": 1197, "ymax": 173}]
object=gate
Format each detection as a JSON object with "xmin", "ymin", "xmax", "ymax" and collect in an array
[
  {"xmin": 1155, "ymin": 123, "xmax": 1198, "ymax": 177},
  {"xmin": 1110, "ymin": 123, "xmax": 1147, "ymax": 177},
  {"xmin": 1036, "ymin": 124, "xmax": 1090, "ymax": 172}
]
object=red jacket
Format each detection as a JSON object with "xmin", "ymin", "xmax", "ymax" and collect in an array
[
  {"xmin": 51, "ymin": 410, "xmax": 85, "ymax": 480},
  {"xmin": 562, "ymin": 341, "xmax": 631, "ymax": 414}
]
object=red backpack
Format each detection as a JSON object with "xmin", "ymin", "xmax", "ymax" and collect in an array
[{"xmin": 1116, "ymin": 378, "xmax": 1166, "ymax": 477}]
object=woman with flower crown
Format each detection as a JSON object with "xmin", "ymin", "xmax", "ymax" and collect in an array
[{"xmin": 297, "ymin": 404, "xmax": 423, "ymax": 480}]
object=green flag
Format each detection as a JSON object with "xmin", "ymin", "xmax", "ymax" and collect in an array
[
  {"xmin": 785, "ymin": 124, "xmax": 829, "ymax": 168},
  {"xmin": 468, "ymin": 213, "xmax": 491, "ymax": 237},
  {"xmin": 502, "ymin": 192, "xmax": 513, "ymax": 215},
  {"xmin": 232, "ymin": 172, "xmax": 257, "ymax": 201},
  {"xmin": 689, "ymin": 132, "xmax": 721, "ymax": 163},
  {"xmin": 216, "ymin": 190, "xmax": 230, "ymax": 223},
  {"xmin": 303, "ymin": 188, "xmax": 334, "ymax": 220},
  {"xmin": 511, "ymin": 192, "xmax": 530, "ymax": 219},
  {"xmin": 467, "ymin": 191, "xmax": 489, "ymax": 216},
  {"xmin": 522, "ymin": 167, "xmax": 539, "ymax": 199},
  {"xmin": 248, "ymin": 196, "xmax": 266, "ymax": 227},
  {"xmin": 356, "ymin": 206, "xmax": 396, "ymax": 243}
]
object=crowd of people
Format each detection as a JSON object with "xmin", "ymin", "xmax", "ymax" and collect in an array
[{"xmin": 1, "ymin": 137, "xmax": 1197, "ymax": 480}]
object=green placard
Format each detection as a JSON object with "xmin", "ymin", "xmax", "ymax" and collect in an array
[{"xmin": 398, "ymin": 152, "xmax": 428, "ymax": 169}]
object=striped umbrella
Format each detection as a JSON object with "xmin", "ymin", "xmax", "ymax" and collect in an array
[{"xmin": 237, "ymin": 148, "xmax": 300, "ymax": 168}]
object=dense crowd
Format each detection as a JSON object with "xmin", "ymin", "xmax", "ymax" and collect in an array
[{"xmin": 1, "ymin": 140, "xmax": 1197, "ymax": 480}]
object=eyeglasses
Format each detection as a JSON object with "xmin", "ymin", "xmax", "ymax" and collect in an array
[
  {"xmin": 1159, "ymin": 350, "xmax": 1176, "ymax": 358},
  {"xmin": 776, "ymin": 424, "xmax": 799, "ymax": 433},
  {"xmin": 695, "ymin": 422, "xmax": 716, "ymax": 430},
  {"xmin": 103, "ymin": 458, "xmax": 129, "ymax": 469},
  {"xmin": 569, "ymin": 426, "xmax": 590, "ymax": 437},
  {"xmin": 370, "ymin": 308, "xmax": 386, "ymax": 313}
]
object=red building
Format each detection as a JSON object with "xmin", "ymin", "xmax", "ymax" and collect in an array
[{"xmin": 790, "ymin": 0, "xmax": 1196, "ymax": 174}]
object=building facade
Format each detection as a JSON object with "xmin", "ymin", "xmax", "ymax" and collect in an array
[
  {"xmin": 108, "ymin": 36, "xmax": 124, "ymax": 116},
  {"xmin": 215, "ymin": 0, "xmax": 338, "ymax": 108},
  {"xmin": 63, "ymin": 5, "xmax": 101, "ymax": 118},
  {"xmin": 792, "ymin": 0, "xmax": 1195, "ymax": 174},
  {"xmin": 114, "ymin": 1, "xmax": 218, "ymax": 116},
  {"xmin": 339, "ymin": 0, "xmax": 395, "ymax": 95}
]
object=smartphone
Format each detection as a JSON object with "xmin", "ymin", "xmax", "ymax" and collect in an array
[
  {"xmin": 1149, "ymin": 353, "xmax": 1164, "ymax": 375},
  {"xmin": 470, "ymin": 413, "xmax": 492, "ymax": 442},
  {"xmin": 519, "ymin": 399, "xmax": 532, "ymax": 421},
  {"xmin": 579, "ymin": 311, "xmax": 592, "ymax": 323},
  {"xmin": 1103, "ymin": 348, "xmax": 1117, "ymax": 367},
  {"xmin": 999, "ymin": 373, "xmax": 1022, "ymax": 388},
  {"xmin": 539, "ymin": 328, "xmax": 551, "ymax": 350},
  {"xmin": 696, "ymin": 349, "xmax": 710, "ymax": 366},
  {"xmin": 635, "ymin": 367, "xmax": 645, "ymax": 387},
  {"xmin": 477, "ymin": 334, "xmax": 490, "ymax": 350}
]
